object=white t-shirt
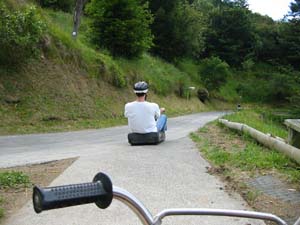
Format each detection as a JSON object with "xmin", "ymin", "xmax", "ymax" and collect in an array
[{"xmin": 124, "ymin": 101, "xmax": 160, "ymax": 133}]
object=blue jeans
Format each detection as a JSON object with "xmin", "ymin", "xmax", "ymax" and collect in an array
[{"xmin": 156, "ymin": 114, "xmax": 167, "ymax": 132}]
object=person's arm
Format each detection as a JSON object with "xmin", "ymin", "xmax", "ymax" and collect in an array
[
  {"xmin": 124, "ymin": 104, "xmax": 129, "ymax": 118},
  {"xmin": 154, "ymin": 104, "xmax": 160, "ymax": 120}
]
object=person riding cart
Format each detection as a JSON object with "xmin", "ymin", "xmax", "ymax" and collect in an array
[{"xmin": 124, "ymin": 81, "xmax": 167, "ymax": 145}]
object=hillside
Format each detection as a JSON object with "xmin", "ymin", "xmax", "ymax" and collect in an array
[
  {"xmin": 0, "ymin": 4, "xmax": 221, "ymax": 135},
  {"xmin": 3, "ymin": 0, "xmax": 298, "ymax": 135}
]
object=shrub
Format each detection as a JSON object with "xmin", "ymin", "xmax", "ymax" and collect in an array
[
  {"xmin": 86, "ymin": 0, "xmax": 153, "ymax": 58},
  {"xmin": 0, "ymin": 203, "xmax": 3, "ymax": 219},
  {"xmin": 289, "ymin": 94, "xmax": 300, "ymax": 115},
  {"xmin": 197, "ymin": 88, "xmax": 209, "ymax": 103},
  {"xmin": 99, "ymin": 59, "xmax": 126, "ymax": 88},
  {"xmin": 0, "ymin": 4, "xmax": 46, "ymax": 66},
  {"xmin": 109, "ymin": 65, "xmax": 126, "ymax": 88},
  {"xmin": 198, "ymin": 56, "xmax": 230, "ymax": 91},
  {"xmin": 237, "ymin": 72, "xmax": 295, "ymax": 103},
  {"xmin": 0, "ymin": 171, "xmax": 30, "ymax": 188},
  {"xmin": 37, "ymin": 0, "xmax": 74, "ymax": 12}
]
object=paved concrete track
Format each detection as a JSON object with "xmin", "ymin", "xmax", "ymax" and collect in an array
[{"xmin": 2, "ymin": 112, "xmax": 264, "ymax": 225}]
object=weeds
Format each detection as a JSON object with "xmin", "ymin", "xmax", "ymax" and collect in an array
[
  {"xmin": 191, "ymin": 119, "xmax": 300, "ymax": 184},
  {"xmin": 223, "ymin": 109, "xmax": 288, "ymax": 139},
  {"xmin": 245, "ymin": 190, "xmax": 260, "ymax": 203},
  {"xmin": 0, "ymin": 171, "xmax": 31, "ymax": 189},
  {"xmin": 0, "ymin": 197, "xmax": 3, "ymax": 219}
]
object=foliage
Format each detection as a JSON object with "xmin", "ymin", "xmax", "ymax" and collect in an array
[
  {"xmin": 44, "ymin": 9, "xmax": 127, "ymax": 88},
  {"xmin": 218, "ymin": 78, "xmax": 240, "ymax": 102},
  {"xmin": 171, "ymin": 2, "xmax": 205, "ymax": 59},
  {"xmin": 289, "ymin": 93, "xmax": 300, "ymax": 115},
  {"xmin": 175, "ymin": 58, "xmax": 200, "ymax": 83},
  {"xmin": 251, "ymin": 13, "xmax": 281, "ymax": 64},
  {"xmin": 197, "ymin": 88, "xmax": 209, "ymax": 103},
  {"xmin": 204, "ymin": 1, "xmax": 256, "ymax": 66},
  {"xmin": 198, "ymin": 57, "xmax": 230, "ymax": 91},
  {"xmin": 287, "ymin": 0, "xmax": 300, "ymax": 19},
  {"xmin": 0, "ymin": 199, "xmax": 3, "ymax": 219},
  {"xmin": 278, "ymin": 20, "xmax": 300, "ymax": 70},
  {"xmin": 37, "ymin": 0, "xmax": 74, "ymax": 12},
  {"xmin": 0, "ymin": 3, "xmax": 46, "ymax": 66},
  {"xmin": 235, "ymin": 65, "xmax": 298, "ymax": 103},
  {"xmin": 0, "ymin": 171, "xmax": 31, "ymax": 188},
  {"xmin": 100, "ymin": 61, "xmax": 127, "ymax": 88},
  {"xmin": 223, "ymin": 109, "xmax": 288, "ymax": 139},
  {"xmin": 86, "ymin": 0, "xmax": 153, "ymax": 58},
  {"xmin": 191, "ymin": 115, "xmax": 300, "ymax": 183},
  {"xmin": 149, "ymin": 0, "xmax": 205, "ymax": 61},
  {"xmin": 116, "ymin": 54, "xmax": 192, "ymax": 96},
  {"xmin": 191, "ymin": 124, "xmax": 299, "ymax": 183}
]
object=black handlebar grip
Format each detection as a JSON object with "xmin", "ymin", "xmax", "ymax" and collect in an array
[{"xmin": 33, "ymin": 172, "xmax": 113, "ymax": 213}]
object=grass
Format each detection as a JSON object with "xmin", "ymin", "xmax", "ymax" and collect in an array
[
  {"xmin": 116, "ymin": 54, "xmax": 195, "ymax": 96},
  {"xmin": 0, "ymin": 5, "xmax": 219, "ymax": 135},
  {"xmin": 42, "ymin": 8, "xmax": 202, "ymax": 96},
  {"xmin": 0, "ymin": 171, "xmax": 31, "ymax": 189},
  {"xmin": 191, "ymin": 120, "xmax": 300, "ymax": 183},
  {"xmin": 0, "ymin": 7, "xmax": 214, "ymax": 135},
  {"xmin": 0, "ymin": 171, "xmax": 31, "ymax": 220},
  {"xmin": 218, "ymin": 77, "xmax": 241, "ymax": 102},
  {"xmin": 190, "ymin": 119, "xmax": 300, "ymax": 225},
  {"xmin": 175, "ymin": 58, "xmax": 200, "ymax": 84},
  {"xmin": 223, "ymin": 108, "xmax": 288, "ymax": 139},
  {"xmin": 0, "ymin": 197, "xmax": 3, "ymax": 219}
]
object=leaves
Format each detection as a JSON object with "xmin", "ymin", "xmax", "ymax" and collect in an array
[
  {"xmin": 199, "ymin": 56, "xmax": 230, "ymax": 91},
  {"xmin": 0, "ymin": 4, "xmax": 46, "ymax": 66},
  {"xmin": 86, "ymin": 0, "xmax": 153, "ymax": 58},
  {"xmin": 0, "ymin": 171, "xmax": 30, "ymax": 189}
]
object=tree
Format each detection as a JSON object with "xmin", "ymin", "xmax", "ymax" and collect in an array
[
  {"xmin": 199, "ymin": 56, "xmax": 230, "ymax": 91},
  {"xmin": 72, "ymin": 0, "xmax": 89, "ymax": 37},
  {"xmin": 0, "ymin": 4, "xmax": 46, "ymax": 66},
  {"xmin": 203, "ymin": 2, "xmax": 256, "ymax": 66},
  {"xmin": 251, "ymin": 13, "xmax": 281, "ymax": 63},
  {"xmin": 279, "ymin": 0, "xmax": 300, "ymax": 69},
  {"xmin": 211, "ymin": 0, "xmax": 249, "ymax": 8},
  {"xmin": 148, "ymin": 0, "xmax": 205, "ymax": 61},
  {"xmin": 38, "ymin": 0, "xmax": 74, "ymax": 12},
  {"xmin": 86, "ymin": 0, "xmax": 153, "ymax": 58},
  {"xmin": 171, "ymin": 1, "xmax": 206, "ymax": 59},
  {"xmin": 288, "ymin": 0, "xmax": 300, "ymax": 19}
]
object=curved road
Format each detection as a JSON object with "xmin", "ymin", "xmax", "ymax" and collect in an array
[{"xmin": 1, "ymin": 112, "xmax": 264, "ymax": 225}]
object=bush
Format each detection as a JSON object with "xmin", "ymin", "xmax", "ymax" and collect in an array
[
  {"xmin": 0, "ymin": 4, "xmax": 46, "ymax": 66},
  {"xmin": 0, "ymin": 202, "xmax": 3, "ymax": 219},
  {"xmin": 198, "ymin": 56, "xmax": 230, "ymax": 91},
  {"xmin": 86, "ymin": 0, "xmax": 153, "ymax": 58},
  {"xmin": 99, "ymin": 59, "xmax": 126, "ymax": 88},
  {"xmin": 37, "ymin": 0, "xmax": 74, "ymax": 12},
  {"xmin": 197, "ymin": 88, "xmax": 209, "ymax": 103},
  {"xmin": 0, "ymin": 171, "xmax": 30, "ymax": 188},
  {"xmin": 237, "ymin": 72, "xmax": 295, "ymax": 103},
  {"xmin": 289, "ymin": 94, "xmax": 300, "ymax": 115}
]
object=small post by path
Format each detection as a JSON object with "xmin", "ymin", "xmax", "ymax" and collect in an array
[{"xmin": 284, "ymin": 119, "xmax": 300, "ymax": 149}]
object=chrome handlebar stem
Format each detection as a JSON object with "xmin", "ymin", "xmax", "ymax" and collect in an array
[{"xmin": 113, "ymin": 186, "xmax": 289, "ymax": 225}]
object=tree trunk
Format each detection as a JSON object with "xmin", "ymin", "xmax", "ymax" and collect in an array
[{"xmin": 72, "ymin": 0, "xmax": 88, "ymax": 37}]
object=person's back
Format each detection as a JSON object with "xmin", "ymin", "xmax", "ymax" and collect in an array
[
  {"xmin": 124, "ymin": 81, "xmax": 167, "ymax": 134},
  {"xmin": 125, "ymin": 101, "xmax": 160, "ymax": 133}
]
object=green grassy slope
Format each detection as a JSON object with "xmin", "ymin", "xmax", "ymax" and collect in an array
[{"xmin": 0, "ymin": 6, "xmax": 225, "ymax": 135}]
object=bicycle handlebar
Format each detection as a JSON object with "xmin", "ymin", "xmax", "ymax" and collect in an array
[
  {"xmin": 32, "ymin": 172, "xmax": 300, "ymax": 225},
  {"xmin": 33, "ymin": 172, "xmax": 113, "ymax": 213}
]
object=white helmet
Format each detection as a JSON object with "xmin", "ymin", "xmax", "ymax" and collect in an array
[{"xmin": 133, "ymin": 81, "xmax": 148, "ymax": 93}]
